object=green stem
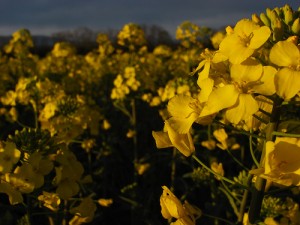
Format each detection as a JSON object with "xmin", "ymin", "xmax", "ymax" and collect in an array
[
  {"xmin": 224, "ymin": 147, "xmax": 249, "ymax": 171},
  {"xmin": 249, "ymin": 130, "xmax": 260, "ymax": 168},
  {"xmin": 237, "ymin": 174, "xmax": 253, "ymax": 224},
  {"xmin": 271, "ymin": 131, "xmax": 300, "ymax": 138},
  {"xmin": 192, "ymin": 155, "xmax": 249, "ymax": 190},
  {"xmin": 219, "ymin": 186, "xmax": 239, "ymax": 217},
  {"xmin": 248, "ymin": 96, "xmax": 283, "ymax": 224},
  {"xmin": 220, "ymin": 180, "xmax": 241, "ymax": 203}
]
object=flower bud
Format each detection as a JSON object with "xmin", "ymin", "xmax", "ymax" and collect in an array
[
  {"xmin": 292, "ymin": 18, "xmax": 300, "ymax": 35},
  {"xmin": 271, "ymin": 16, "xmax": 284, "ymax": 41},
  {"xmin": 260, "ymin": 13, "xmax": 271, "ymax": 27},
  {"xmin": 252, "ymin": 13, "xmax": 263, "ymax": 25},
  {"xmin": 283, "ymin": 4, "xmax": 294, "ymax": 25}
]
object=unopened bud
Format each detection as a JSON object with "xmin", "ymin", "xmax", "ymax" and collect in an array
[
  {"xmin": 283, "ymin": 4, "xmax": 294, "ymax": 25},
  {"xmin": 292, "ymin": 18, "xmax": 300, "ymax": 35},
  {"xmin": 260, "ymin": 13, "xmax": 271, "ymax": 27},
  {"xmin": 252, "ymin": 13, "xmax": 263, "ymax": 25}
]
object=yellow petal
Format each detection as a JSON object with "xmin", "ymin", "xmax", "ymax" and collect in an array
[
  {"xmin": 231, "ymin": 58, "xmax": 263, "ymax": 83},
  {"xmin": 273, "ymin": 138, "xmax": 300, "ymax": 173},
  {"xmin": 168, "ymin": 113, "xmax": 199, "ymax": 134},
  {"xmin": 225, "ymin": 94, "xmax": 259, "ymax": 124},
  {"xmin": 248, "ymin": 26, "xmax": 271, "ymax": 49},
  {"xmin": 234, "ymin": 19, "xmax": 259, "ymax": 36},
  {"xmin": 252, "ymin": 66, "xmax": 276, "ymax": 96},
  {"xmin": 160, "ymin": 186, "xmax": 186, "ymax": 219},
  {"xmin": 265, "ymin": 141, "xmax": 275, "ymax": 174},
  {"xmin": 165, "ymin": 121, "xmax": 195, "ymax": 157},
  {"xmin": 167, "ymin": 95, "xmax": 196, "ymax": 118},
  {"xmin": 152, "ymin": 131, "xmax": 173, "ymax": 148},
  {"xmin": 270, "ymin": 41, "xmax": 299, "ymax": 67},
  {"xmin": 219, "ymin": 35, "xmax": 253, "ymax": 64},
  {"xmin": 275, "ymin": 68, "xmax": 300, "ymax": 100},
  {"xmin": 197, "ymin": 78, "xmax": 214, "ymax": 103},
  {"xmin": 200, "ymin": 85, "xmax": 239, "ymax": 117},
  {"xmin": 167, "ymin": 95, "xmax": 200, "ymax": 134}
]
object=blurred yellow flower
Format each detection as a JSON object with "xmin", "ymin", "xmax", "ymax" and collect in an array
[
  {"xmin": 69, "ymin": 197, "xmax": 97, "ymax": 225},
  {"xmin": 54, "ymin": 149, "xmax": 84, "ymax": 199},
  {"xmin": 213, "ymin": 129, "xmax": 228, "ymax": 150},
  {"xmin": 0, "ymin": 142, "xmax": 21, "ymax": 173},
  {"xmin": 211, "ymin": 162, "xmax": 225, "ymax": 180},
  {"xmin": 38, "ymin": 191, "xmax": 61, "ymax": 211},
  {"xmin": 0, "ymin": 182, "xmax": 23, "ymax": 205},
  {"xmin": 98, "ymin": 198, "xmax": 113, "ymax": 207}
]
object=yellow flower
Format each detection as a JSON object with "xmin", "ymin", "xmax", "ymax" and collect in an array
[
  {"xmin": 98, "ymin": 198, "xmax": 113, "ymax": 207},
  {"xmin": 264, "ymin": 217, "xmax": 280, "ymax": 225},
  {"xmin": 0, "ymin": 142, "xmax": 21, "ymax": 173},
  {"xmin": 14, "ymin": 152, "xmax": 53, "ymax": 188},
  {"xmin": 152, "ymin": 121, "xmax": 195, "ymax": 157},
  {"xmin": 269, "ymin": 40, "xmax": 300, "ymax": 100},
  {"xmin": 200, "ymin": 58, "xmax": 275, "ymax": 125},
  {"xmin": 69, "ymin": 197, "xmax": 97, "ymax": 225},
  {"xmin": 160, "ymin": 186, "xmax": 201, "ymax": 225},
  {"xmin": 4, "ymin": 172, "xmax": 35, "ymax": 194},
  {"xmin": 54, "ymin": 149, "xmax": 84, "ymax": 199},
  {"xmin": 0, "ymin": 182, "xmax": 23, "ymax": 205},
  {"xmin": 167, "ymin": 95, "xmax": 214, "ymax": 134},
  {"xmin": 260, "ymin": 137, "xmax": 300, "ymax": 186},
  {"xmin": 213, "ymin": 129, "xmax": 228, "ymax": 150},
  {"xmin": 210, "ymin": 162, "xmax": 225, "ymax": 180},
  {"xmin": 201, "ymin": 139, "xmax": 216, "ymax": 150},
  {"xmin": 38, "ymin": 191, "xmax": 61, "ymax": 211},
  {"xmin": 219, "ymin": 19, "xmax": 271, "ymax": 64},
  {"xmin": 39, "ymin": 102, "xmax": 57, "ymax": 121}
]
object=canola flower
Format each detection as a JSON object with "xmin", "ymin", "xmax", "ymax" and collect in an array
[
  {"xmin": 251, "ymin": 137, "xmax": 300, "ymax": 186},
  {"xmin": 0, "ymin": 5, "xmax": 300, "ymax": 225},
  {"xmin": 0, "ymin": 142, "xmax": 21, "ymax": 173},
  {"xmin": 160, "ymin": 186, "xmax": 201, "ymax": 225}
]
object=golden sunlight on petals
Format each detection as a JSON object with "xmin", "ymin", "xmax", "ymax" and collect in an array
[
  {"xmin": 275, "ymin": 68, "xmax": 300, "ymax": 100},
  {"xmin": 197, "ymin": 78, "xmax": 214, "ymax": 103},
  {"xmin": 220, "ymin": 35, "xmax": 253, "ymax": 64},
  {"xmin": 167, "ymin": 95, "xmax": 196, "ymax": 119},
  {"xmin": 248, "ymin": 26, "xmax": 271, "ymax": 49},
  {"xmin": 167, "ymin": 95, "xmax": 200, "ymax": 134},
  {"xmin": 152, "ymin": 131, "xmax": 173, "ymax": 148},
  {"xmin": 167, "ymin": 114, "xmax": 199, "ymax": 134},
  {"xmin": 263, "ymin": 137, "xmax": 300, "ymax": 186},
  {"xmin": 152, "ymin": 121, "xmax": 195, "ymax": 157},
  {"xmin": 252, "ymin": 66, "xmax": 276, "ymax": 96},
  {"xmin": 200, "ymin": 85, "xmax": 239, "ymax": 117},
  {"xmin": 219, "ymin": 19, "xmax": 270, "ymax": 64},
  {"xmin": 270, "ymin": 41, "xmax": 299, "ymax": 67},
  {"xmin": 165, "ymin": 121, "xmax": 195, "ymax": 157},
  {"xmin": 225, "ymin": 94, "xmax": 259, "ymax": 124},
  {"xmin": 160, "ymin": 186, "xmax": 186, "ymax": 219},
  {"xmin": 230, "ymin": 58, "xmax": 263, "ymax": 83}
]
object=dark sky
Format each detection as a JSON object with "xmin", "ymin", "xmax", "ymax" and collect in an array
[{"xmin": 0, "ymin": 0, "xmax": 299, "ymax": 36}]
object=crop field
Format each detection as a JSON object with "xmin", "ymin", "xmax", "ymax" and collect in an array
[{"xmin": 0, "ymin": 4, "xmax": 300, "ymax": 225}]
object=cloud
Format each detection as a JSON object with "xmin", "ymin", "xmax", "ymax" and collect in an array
[{"xmin": 0, "ymin": 0, "xmax": 298, "ymax": 36}]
